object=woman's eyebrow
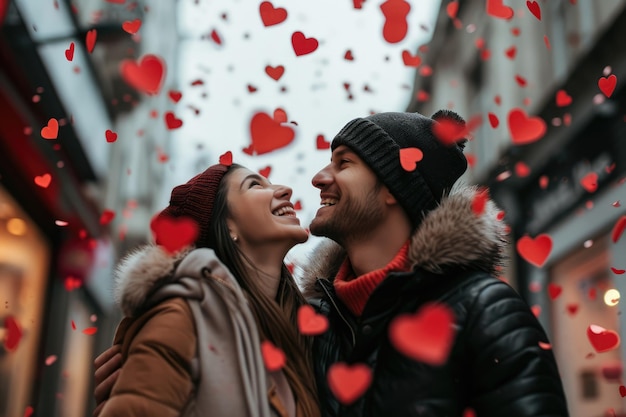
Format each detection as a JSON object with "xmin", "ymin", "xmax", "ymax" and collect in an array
[{"xmin": 240, "ymin": 173, "xmax": 268, "ymax": 189}]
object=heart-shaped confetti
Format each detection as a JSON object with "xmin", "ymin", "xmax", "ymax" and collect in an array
[
  {"xmin": 401, "ymin": 50, "xmax": 421, "ymax": 67},
  {"xmin": 580, "ymin": 172, "xmax": 598, "ymax": 193},
  {"xmin": 389, "ymin": 302, "xmax": 456, "ymax": 365},
  {"xmin": 611, "ymin": 215, "xmax": 626, "ymax": 243},
  {"xmin": 587, "ymin": 324, "xmax": 620, "ymax": 353},
  {"xmin": 486, "ymin": 0, "xmax": 514, "ymax": 20},
  {"xmin": 259, "ymin": 1, "xmax": 287, "ymax": 27},
  {"xmin": 120, "ymin": 54, "xmax": 166, "ymax": 95},
  {"xmin": 515, "ymin": 161, "xmax": 531, "ymax": 177},
  {"xmin": 344, "ymin": 50, "xmax": 354, "ymax": 60},
  {"xmin": 381, "ymin": 0, "xmax": 409, "ymax": 43},
  {"xmin": 620, "ymin": 385, "xmax": 626, "ymax": 398},
  {"xmin": 4, "ymin": 316, "xmax": 22, "ymax": 351},
  {"xmin": 316, "ymin": 134, "xmax": 330, "ymax": 150},
  {"xmin": 526, "ymin": 1, "xmax": 541, "ymax": 20},
  {"xmin": 151, "ymin": 215, "xmax": 199, "ymax": 253},
  {"xmin": 261, "ymin": 340, "xmax": 286, "ymax": 371},
  {"xmin": 86, "ymin": 29, "xmax": 97, "ymax": 53},
  {"xmin": 611, "ymin": 267, "xmax": 625, "ymax": 275},
  {"xmin": 105, "ymin": 129, "xmax": 117, "ymax": 143},
  {"xmin": 100, "ymin": 209, "xmax": 115, "ymax": 225},
  {"xmin": 530, "ymin": 305, "xmax": 541, "ymax": 318},
  {"xmin": 432, "ymin": 118, "xmax": 466, "ymax": 145},
  {"xmin": 508, "ymin": 108, "xmax": 546, "ymax": 145},
  {"xmin": 547, "ymin": 283, "xmax": 562, "ymax": 300},
  {"xmin": 82, "ymin": 327, "xmax": 98, "ymax": 335},
  {"xmin": 556, "ymin": 90, "xmax": 572, "ymax": 107},
  {"xmin": 446, "ymin": 1, "xmax": 459, "ymax": 19},
  {"xmin": 598, "ymin": 74, "xmax": 617, "ymax": 98},
  {"xmin": 293, "ymin": 200, "xmax": 302, "ymax": 210},
  {"xmin": 399, "ymin": 147, "xmax": 423, "ymax": 172},
  {"xmin": 23, "ymin": 406, "xmax": 33, "ymax": 417},
  {"xmin": 122, "ymin": 18, "xmax": 141, "ymax": 34},
  {"xmin": 168, "ymin": 90, "xmax": 182, "ymax": 103},
  {"xmin": 45, "ymin": 355, "xmax": 58, "ymax": 366},
  {"xmin": 297, "ymin": 304, "xmax": 328, "ymax": 335},
  {"xmin": 265, "ymin": 65, "xmax": 285, "ymax": 81},
  {"xmin": 247, "ymin": 112, "xmax": 295, "ymax": 155},
  {"xmin": 515, "ymin": 74, "xmax": 527, "ymax": 87},
  {"xmin": 164, "ymin": 111, "xmax": 183, "ymax": 130},
  {"xmin": 219, "ymin": 151, "xmax": 233, "ymax": 166},
  {"xmin": 247, "ymin": 84, "xmax": 258, "ymax": 93},
  {"xmin": 41, "ymin": 118, "xmax": 59, "ymax": 139},
  {"xmin": 471, "ymin": 187, "xmax": 489, "ymax": 216},
  {"xmin": 210, "ymin": 29, "xmax": 222, "ymax": 45},
  {"xmin": 327, "ymin": 362, "xmax": 372, "ymax": 405},
  {"xmin": 566, "ymin": 303, "xmax": 579, "ymax": 315},
  {"xmin": 488, "ymin": 112, "xmax": 499, "ymax": 128},
  {"xmin": 291, "ymin": 31, "xmax": 318, "ymax": 56},
  {"xmin": 516, "ymin": 234, "xmax": 552, "ymax": 267},
  {"xmin": 34, "ymin": 173, "xmax": 52, "ymax": 188},
  {"xmin": 505, "ymin": 46, "xmax": 517, "ymax": 59},
  {"xmin": 64, "ymin": 275, "xmax": 82, "ymax": 291},
  {"xmin": 65, "ymin": 42, "xmax": 75, "ymax": 61},
  {"xmin": 259, "ymin": 166, "xmax": 271, "ymax": 178}
]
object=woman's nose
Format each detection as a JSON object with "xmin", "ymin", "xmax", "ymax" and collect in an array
[{"xmin": 273, "ymin": 184, "xmax": 293, "ymax": 200}]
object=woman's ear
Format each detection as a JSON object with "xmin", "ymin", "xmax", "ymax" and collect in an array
[
  {"xmin": 383, "ymin": 186, "xmax": 398, "ymax": 206},
  {"xmin": 226, "ymin": 217, "xmax": 238, "ymax": 240}
]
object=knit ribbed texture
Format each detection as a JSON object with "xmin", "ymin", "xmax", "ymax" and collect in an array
[
  {"xmin": 333, "ymin": 240, "xmax": 411, "ymax": 317},
  {"xmin": 331, "ymin": 112, "xmax": 468, "ymax": 230},
  {"xmin": 154, "ymin": 164, "xmax": 229, "ymax": 248}
]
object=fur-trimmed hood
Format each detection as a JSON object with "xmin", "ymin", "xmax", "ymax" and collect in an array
[
  {"xmin": 114, "ymin": 245, "xmax": 193, "ymax": 317},
  {"xmin": 300, "ymin": 185, "xmax": 508, "ymax": 299}
]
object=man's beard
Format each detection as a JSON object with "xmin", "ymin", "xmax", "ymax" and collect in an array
[{"xmin": 310, "ymin": 188, "xmax": 385, "ymax": 246}]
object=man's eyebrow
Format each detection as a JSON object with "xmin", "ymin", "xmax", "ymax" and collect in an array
[
  {"xmin": 331, "ymin": 148, "xmax": 357, "ymax": 161},
  {"xmin": 240, "ymin": 173, "xmax": 267, "ymax": 189}
]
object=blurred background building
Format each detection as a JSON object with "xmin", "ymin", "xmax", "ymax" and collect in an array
[{"xmin": 0, "ymin": 0, "xmax": 625, "ymax": 416}]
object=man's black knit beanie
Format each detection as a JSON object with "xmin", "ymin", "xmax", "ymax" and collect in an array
[{"xmin": 330, "ymin": 110, "xmax": 468, "ymax": 229}]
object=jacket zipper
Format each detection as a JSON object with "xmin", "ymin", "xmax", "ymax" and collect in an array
[{"xmin": 319, "ymin": 281, "xmax": 356, "ymax": 347}]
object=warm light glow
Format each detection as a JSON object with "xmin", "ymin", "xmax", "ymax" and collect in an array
[
  {"xmin": 6, "ymin": 218, "xmax": 27, "ymax": 236},
  {"xmin": 604, "ymin": 289, "xmax": 621, "ymax": 307}
]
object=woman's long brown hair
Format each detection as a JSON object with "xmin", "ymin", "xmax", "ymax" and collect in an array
[{"xmin": 207, "ymin": 164, "xmax": 320, "ymax": 417}]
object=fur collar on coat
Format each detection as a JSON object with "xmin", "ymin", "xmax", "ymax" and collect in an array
[
  {"xmin": 300, "ymin": 185, "xmax": 508, "ymax": 299},
  {"xmin": 114, "ymin": 245, "xmax": 194, "ymax": 317}
]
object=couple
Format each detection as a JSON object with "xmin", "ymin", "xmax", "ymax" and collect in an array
[{"xmin": 93, "ymin": 111, "xmax": 569, "ymax": 417}]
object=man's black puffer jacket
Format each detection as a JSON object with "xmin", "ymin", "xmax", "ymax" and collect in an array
[{"xmin": 301, "ymin": 187, "xmax": 569, "ymax": 417}]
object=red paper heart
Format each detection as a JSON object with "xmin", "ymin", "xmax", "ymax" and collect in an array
[
  {"xmin": 508, "ymin": 108, "xmax": 546, "ymax": 145},
  {"xmin": 620, "ymin": 385, "xmax": 626, "ymax": 398},
  {"xmin": 516, "ymin": 234, "xmax": 552, "ymax": 267},
  {"xmin": 316, "ymin": 134, "xmax": 330, "ymax": 150},
  {"xmin": 515, "ymin": 74, "xmax": 527, "ymax": 87},
  {"xmin": 64, "ymin": 275, "xmax": 82, "ymax": 291},
  {"xmin": 265, "ymin": 65, "xmax": 285, "ymax": 81},
  {"xmin": 259, "ymin": 166, "xmax": 271, "ymax": 178},
  {"xmin": 505, "ymin": 46, "xmax": 517, "ymax": 59},
  {"xmin": 23, "ymin": 406, "xmax": 34, "ymax": 417},
  {"xmin": 598, "ymin": 74, "xmax": 617, "ymax": 98},
  {"xmin": 293, "ymin": 200, "xmax": 302, "ymax": 210},
  {"xmin": 105, "ymin": 129, "xmax": 117, "ymax": 143},
  {"xmin": 389, "ymin": 303, "xmax": 456, "ymax": 365},
  {"xmin": 297, "ymin": 305, "xmax": 329, "ymax": 335},
  {"xmin": 446, "ymin": 1, "xmax": 459, "ymax": 19},
  {"xmin": 247, "ymin": 84, "xmax": 257, "ymax": 93},
  {"xmin": 261, "ymin": 340, "xmax": 286, "ymax": 371},
  {"xmin": 164, "ymin": 111, "xmax": 183, "ymax": 130},
  {"xmin": 4, "ymin": 316, "xmax": 22, "ymax": 352},
  {"xmin": 34, "ymin": 173, "xmax": 52, "ymax": 188},
  {"xmin": 515, "ymin": 161, "xmax": 531, "ymax": 177},
  {"xmin": 291, "ymin": 31, "xmax": 318, "ymax": 56},
  {"xmin": 401, "ymin": 50, "xmax": 421, "ymax": 67},
  {"xmin": 168, "ymin": 90, "xmax": 182, "ymax": 103},
  {"xmin": 259, "ymin": 1, "xmax": 287, "ymax": 27},
  {"xmin": 41, "ymin": 118, "xmax": 59, "ymax": 139},
  {"xmin": 219, "ymin": 151, "xmax": 233, "ymax": 166},
  {"xmin": 486, "ymin": 0, "xmax": 514, "ymax": 20},
  {"xmin": 210, "ymin": 29, "xmax": 222, "ymax": 45},
  {"xmin": 100, "ymin": 209, "xmax": 115, "ymax": 225},
  {"xmin": 566, "ymin": 303, "xmax": 579, "ymax": 316},
  {"xmin": 547, "ymin": 283, "xmax": 562, "ymax": 300},
  {"xmin": 399, "ymin": 147, "xmax": 423, "ymax": 172},
  {"xmin": 530, "ymin": 305, "xmax": 541, "ymax": 318},
  {"xmin": 122, "ymin": 18, "xmax": 141, "ymax": 34},
  {"xmin": 381, "ymin": 0, "xmax": 409, "ymax": 43},
  {"xmin": 327, "ymin": 362, "xmax": 372, "ymax": 405},
  {"xmin": 488, "ymin": 112, "xmax": 499, "ymax": 128},
  {"xmin": 273, "ymin": 108, "xmax": 288, "ymax": 123},
  {"xmin": 587, "ymin": 324, "xmax": 620, "ymax": 353},
  {"xmin": 432, "ymin": 118, "xmax": 466, "ymax": 146},
  {"xmin": 611, "ymin": 267, "xmax": 625, "ymax": 275},
  {"xmin": 344, "ymin": 50, "xmax": 354, "ymax": 61},
  {"xmin": 120, "ymin": 54, "xmax": 166, "ymax": 95},
  {"xmin": 611, "ymin": 215, "xmax": 626, "ymax": 243},
  {"xmin": 86, "ymin": 29, "xmax": 97, "ymax": 53},
  {"xmin": 556, "ymin": 89, "xmax": 572, "ymax": 107},
  {"xmin": 65, "ymin": 42, "xmax": 75, "ymax": 61},
  {"xmin": 82, "ymin": 327, "xmax": 98, "ymax": 335},
  {"xmin": 248, "ymin": 112, "xmax": 295, "ymax": 155},
  {"xmin": 471, "ymin": 188, "xmax": 489, "ymax": 216},
  {"xmin": 580, "ymin": 172, "xmax": 598, "ymax": 193},
  {"xmin": 151, "ymin": 215, "xmax": 199, "ymax": 254},
  {"xmin": 526, "ymin": 1, "xmax": 541, "ymax": 20}
]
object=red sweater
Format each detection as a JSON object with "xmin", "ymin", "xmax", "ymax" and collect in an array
[{"xmin": 333, "ymin": 241, "xmax": 411, "ymax": 317}]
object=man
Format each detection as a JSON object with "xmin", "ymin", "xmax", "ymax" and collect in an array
[
  {"xmin": 93, "ymin": 111, "xmax": 569, "ymax": 416},
  {"xmin": 299, "ymin": 110, "xmax": 568, "ymax": 416}
]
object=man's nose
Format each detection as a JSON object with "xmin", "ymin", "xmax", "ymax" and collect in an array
[{"xmin": 312, "ymin": 165, "xmax": 332, "ymax": 189}]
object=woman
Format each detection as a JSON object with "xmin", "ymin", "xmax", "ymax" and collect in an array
[{"xmin": 95, "ymin": 162, "xmax": 320, "ymax": 417}]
